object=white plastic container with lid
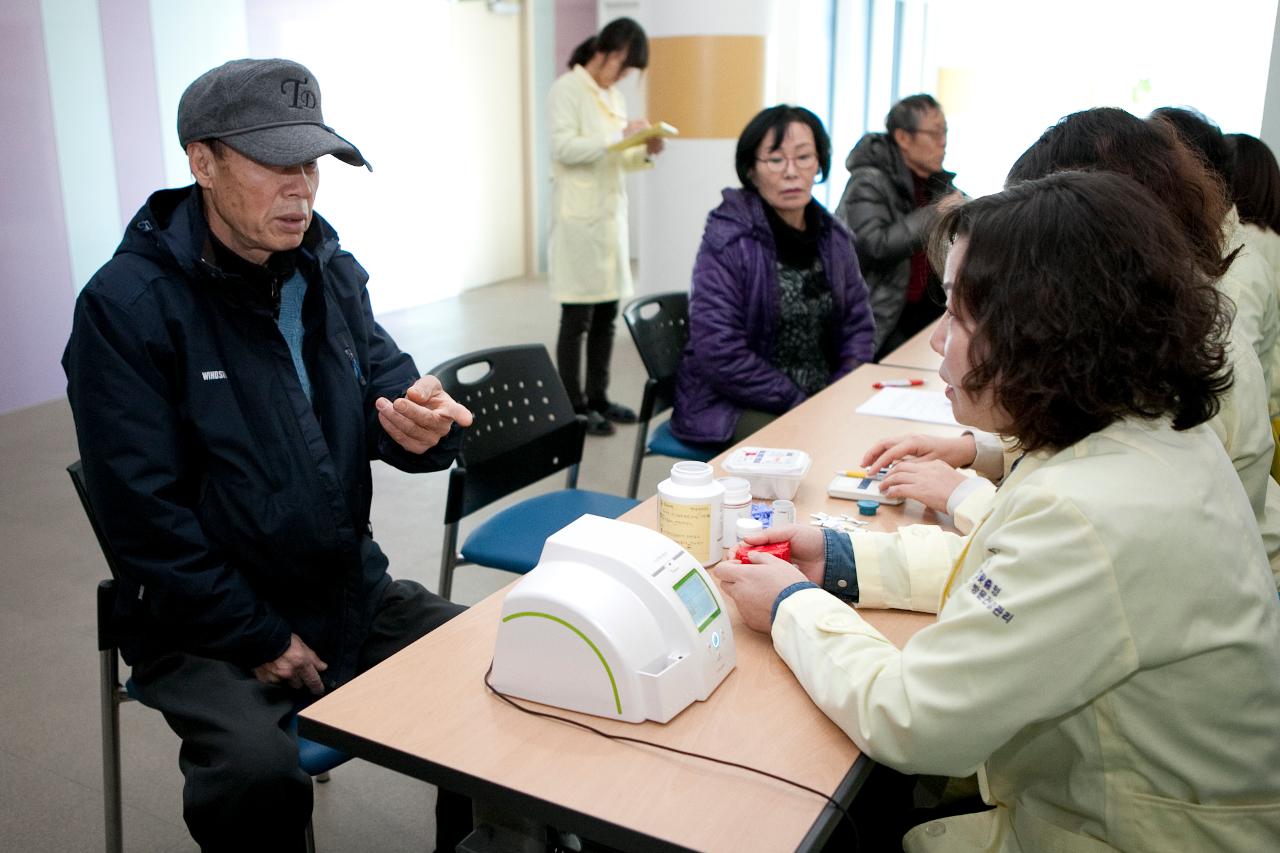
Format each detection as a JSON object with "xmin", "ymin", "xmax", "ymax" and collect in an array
[
  {"xmin": 721, "ymin": 447, "xmax": 812, "ymax": 500},
  {"xmin": 717, "ymin": 477, "xmax": 752, "ymax": 558},
  {"xmin": 735, "ymin": 517, "xmax": 764, "ymax": 543},
  {"xmin": 657, "ymin": 461, "xmax": 725, "ymax": 566}
]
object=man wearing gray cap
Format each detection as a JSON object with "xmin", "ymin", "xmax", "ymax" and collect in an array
[{"xmin": 64, "ymin": 58, "xmax": 473, "ymax": 851}]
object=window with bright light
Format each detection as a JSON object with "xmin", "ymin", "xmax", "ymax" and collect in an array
[{"xmin": 902, "ymin": 0, "xmax": 1279, "ymax": 197}]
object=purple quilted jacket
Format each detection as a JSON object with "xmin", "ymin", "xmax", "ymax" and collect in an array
[{"xmin": 671, "ymin": 188, "xmax": 876, "ymax": 444}]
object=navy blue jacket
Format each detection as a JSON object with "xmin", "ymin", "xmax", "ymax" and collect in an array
[{"xmin": 63, "ymin": 185, "xmax": 460, "ymax": 687}]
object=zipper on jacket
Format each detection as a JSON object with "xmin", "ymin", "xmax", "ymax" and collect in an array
[{"xmin": 344, "ymin": 346, "xmax": 366, "ymax": 387}]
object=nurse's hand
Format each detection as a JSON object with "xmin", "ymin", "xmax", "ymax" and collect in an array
[
  {"xmin": 861, "ymin": 432, "xmax": 977, "ymax": 477},
  {"xmin": 879, "ymin": 459, "xmax": 967, "ymax": 514},
  {"xmin": 734, "ymin": 524, "xmax": 826, "ymax": 585},
  {"xmin": 624, "ymin": 119, "xmax": 649, "ymax": 137},
  {"xmin": 713, "ymin": 552, "xmax": 807, "ymax": 634}
]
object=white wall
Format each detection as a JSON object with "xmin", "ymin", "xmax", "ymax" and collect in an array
[{"xmin": 1261, "ymin": 1, "xmax": 1280, "ymax": 152}]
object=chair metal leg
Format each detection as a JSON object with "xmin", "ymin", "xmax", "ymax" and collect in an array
[
  {"xmin": 565, "ymin": 462, "xmax": 580, "ymax": 490},
  {"xmin": 439, "ymin": 521, "xmax": 460, "ymax": 601},
  {"xmin": 626, "ymin": 418, "xmax": 650, "ymax": 499},
  {"xmin": 100, "ymin": 649, "xmax": 124, "ymax": 853},
  {"xmin": 305, "ymin": 819, "xmax": 316, "ymax": 853}
]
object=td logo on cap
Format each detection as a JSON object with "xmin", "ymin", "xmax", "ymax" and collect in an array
[{"xmin": 177, "ymin": 58, "xmax": 370, "ymax": 171}]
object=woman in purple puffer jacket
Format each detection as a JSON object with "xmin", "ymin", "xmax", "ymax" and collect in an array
[{"xmin": 671, "ymin": 105, "xmax": 876, "ymax": 445}]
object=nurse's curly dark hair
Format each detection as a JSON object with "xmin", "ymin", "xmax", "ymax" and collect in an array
[
  {"xmin": 929, "ymin": 171, "xmax": 1232, "ymax": 453},
  {"xmin": 1006, "ymin": 107, "xmax": 1234, "ymax": 280}
]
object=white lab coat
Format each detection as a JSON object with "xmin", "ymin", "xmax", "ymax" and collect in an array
[
  {"xmin": 773, "ymin": 417, "xmax": 1280, "ymax": 852},
  {"xmin": 1243, "ymin": 221, "xmax": 1280, "ymax": 278},
  {"xmin": 954, "ymin": 329, "xmax": 1280, "ymax": 588},
  {"xmin": 547, "ymin": 66, "xmax": 651, "ymax": 305},
  {"xmin": 1222, "ymin": 208, "xmax": 1280, "ymax": 417}
]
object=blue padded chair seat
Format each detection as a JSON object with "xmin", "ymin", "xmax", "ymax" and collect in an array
[
  {"xmin": 647, "ymin": 420, "xmax": 719, "ymax": 462},
  {"xmin": 124, "ymin": 677, "xmax": 349, "ymax": 777},
  {"xmin": 289, "ymin": 716, "xmax": 350, "ymax": 776},
  {"xmin": 461, "ymin": 489, "xmax": 641, "ymax": 574}
]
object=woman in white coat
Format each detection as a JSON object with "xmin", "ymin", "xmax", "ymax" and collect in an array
[
  {"xmin": 548, "ymin": 17, "xmax": 663, "ymax": 436},
  {"xmin": 1228, "ymin": 133, "xmax": 1280, "ymax": 274},
  {"xmin": 715, "ymin": 171, "xmax": 1280, "ymax": 851},
  {"xmin": 1228, "ymin": 131, "xmax": 1280, "ymax": 477}
]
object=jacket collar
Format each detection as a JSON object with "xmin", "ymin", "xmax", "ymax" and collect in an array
[
  {"xmin": 704, "ymin": 187, "xmax": 833, "ymax": 252},
  {"xmin": 125, "ymin": 184, "xmax": 340, "ymax": 283},
  {"xmin": 847, "ymin": 132, "xmax": 956, "ymax": 196}
]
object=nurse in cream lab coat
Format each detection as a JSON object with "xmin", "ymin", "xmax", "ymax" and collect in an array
[
  {"xmin": 548, "ymin": 18, "xmax": 662, "ymax": 433},
  {"xmin": 716, "ymin": 172, "xmax": 1280, "ymax": 852},
  {"xmin": 863, "ymin": 324, "xmax": 1280, "ymax": 590}
]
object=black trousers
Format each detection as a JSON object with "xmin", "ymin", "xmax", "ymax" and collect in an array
[
  {"xmin": 131, "ymin": 579, "xmax": 470, "ymax": 853},
  {"xmin": 555, "ymin": 301, "xmax": 619, "ymax": 411}
]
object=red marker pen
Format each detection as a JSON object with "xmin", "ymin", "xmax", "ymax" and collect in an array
[{"xmin": 872, "ymin": 378, "xmax": 924, "ymax": 389}]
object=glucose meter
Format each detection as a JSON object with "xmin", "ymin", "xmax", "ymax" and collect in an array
[{"xmin": 490, "ymin": 515, "xmax": 736, "ymax": 724}]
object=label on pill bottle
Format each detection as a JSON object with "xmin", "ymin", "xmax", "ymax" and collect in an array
[{"xmin": 658, "ymin": 497, "xmax": 714, "ymax": 565}]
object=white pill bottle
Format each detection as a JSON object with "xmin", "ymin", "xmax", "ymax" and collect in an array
[
  {"xmin": 657, "ymin": 461, "xmax": 725, "ymax": 567},
  {"xmin": 717, "ymin": 477, "xmax": 752, "ymax": 558}
]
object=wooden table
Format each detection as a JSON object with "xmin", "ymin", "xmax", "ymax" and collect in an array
[
  {"xmin": 299, "ymin": 364, "xmax": 967, "ymax": 852},
  {"xmin": 877, "ymin": 319, "xmax": 942, "ymax": 373}
]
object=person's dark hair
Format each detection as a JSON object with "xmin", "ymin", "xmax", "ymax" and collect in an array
[
  {"xmin": 1227, "ymin": 133, "xmax": 1280, "ymax": 234},
  {"xmin": 567, "ymin": 17, "xmax": 649, "ymax": 71},
  {"xmin": 1006, "ymin": 107, "xmax": 1232, "ymax": 280},
  {"xmin": 734, "ymin": 104, "xmax": 832, "ymax": 189},
  {"xmin": 928, "ymin": 171, "xmax": 1231, "ymax": 453},
  {"xmin": 1151, "ymin": 106, "xmax": 1232, "ymax": 182},
  {"xmin": 886, "ymin": 94, "xmax": 942, "ymax": 136}
]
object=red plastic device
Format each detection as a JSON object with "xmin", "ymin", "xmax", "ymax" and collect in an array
[{"xmin": 733, "ymin": 540, "xmax": 792, "ymax": 563}]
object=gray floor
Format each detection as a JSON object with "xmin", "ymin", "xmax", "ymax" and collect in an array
[{"xmin": 0, "ymin": 277, "xmax": 671, "ymax": 852}]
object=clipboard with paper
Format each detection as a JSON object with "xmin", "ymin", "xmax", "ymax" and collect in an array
[{"xmin": 608, "ymin": 121, "xmax": 679, "ymax": 152}]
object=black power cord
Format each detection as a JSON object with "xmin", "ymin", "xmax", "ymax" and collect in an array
[{"xmin": 483, "ymin": 661, "xmax": 860, "ymax": 851}]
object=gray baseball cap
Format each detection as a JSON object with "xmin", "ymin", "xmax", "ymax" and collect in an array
[{"xmin": 178, "ymin": 58, "xmax": 370, "ymax": 170}]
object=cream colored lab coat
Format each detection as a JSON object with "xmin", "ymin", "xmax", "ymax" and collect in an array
[
  {"xmin": 774, "ymin": 418, "xmax": 1280, "ymax": 852},
  {"xmin": 956, "ymin": 329, "xmax": 1280, "ymax": 588},
  {"xmin": 1243, "ymin": 221, "xmax": 1280, "ymax": 276},
  {"xmin": 547, "ymin": 66, "xmax": 651, "ymax": 305},
  {"xmin": 1222, "ymin": 208, "xmax": 1280, "ymax": 417}
]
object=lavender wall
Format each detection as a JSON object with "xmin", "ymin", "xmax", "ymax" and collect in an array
[
  {"xmin": 556, "ymin": 0, "xmax": 596, "ymax": 71},
  {"xmin": 0, "ymin": 0, "xmax": 76, "ymax": 414},
  {"xmin": 99, "ymin": 0, "xmax": 166, "ymax": 225}
]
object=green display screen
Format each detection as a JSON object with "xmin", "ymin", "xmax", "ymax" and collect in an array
[{"xmin": 673, "ymin": 569, "xmax": 721, "ymax": 632}]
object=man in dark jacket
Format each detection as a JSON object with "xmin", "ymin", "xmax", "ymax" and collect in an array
[
  {"xmin": 63, "ymin": 59, "xmax": 473, "ymax": 852},
  {"xmin": 836, "ymin": 94, "xmax": 963, "ymax": 359}
]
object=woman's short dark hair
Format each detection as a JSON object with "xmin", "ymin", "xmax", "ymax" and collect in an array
[
  {"xmin": 886, "ymin": 94, "xmax": 941, "ymax": 136},
  {"xmin": 1151, "ymin": 106, "xmax": 1232, "ymax": 182},
  {"xmin": 568, "ymin": 17, "xmax": 649, "ymax": 71},
  {"xmin": 1228, "ymin": 133, "xmax": 1280, "ymax": 234},
  {"xmin": 929, "ymin": 171, "xmax": 1231, "ymax": 453},
  {"xmin": 1006, "ymin": 107, "xmax": 1232, "ymax": 280},
  {"xmin": 734, "ymin": 104, "xmax": 832, "ymax": 189}
]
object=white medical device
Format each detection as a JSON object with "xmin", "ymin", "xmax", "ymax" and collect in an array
[
  {"xmin": 827, "ymin": 475, "xmax": 904, "ymax": 505},
  {"xmin": 490, "ymin": 515, "xmax": 737, "ymax": 724}
]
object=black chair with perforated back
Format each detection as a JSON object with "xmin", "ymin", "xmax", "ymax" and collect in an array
[
  {"xmin": 431, "ymin": 344, "xmax": 640, "ymax": 600},
  {"xmin": 68, "ymin": 461, "xmax": 346, "ymax": 853},
  {"xmin": 622, "ymin": 292, "xmax": 726, "ymax": 499}
]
